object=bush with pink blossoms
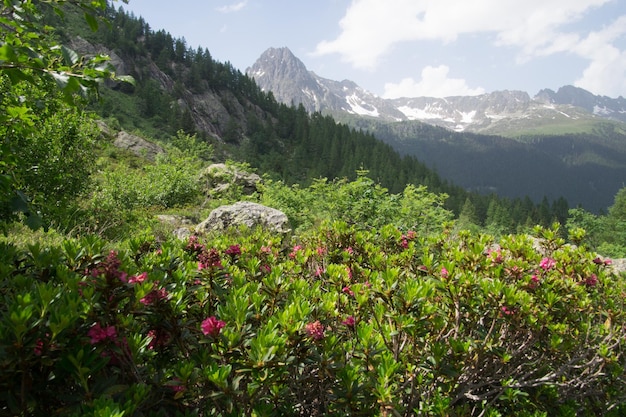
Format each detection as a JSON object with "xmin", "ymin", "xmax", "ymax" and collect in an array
[{"xmin": 1, "ymin": 222, "xmax": 626, "ymax": 416}]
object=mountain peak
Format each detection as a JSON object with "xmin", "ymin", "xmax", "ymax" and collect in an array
[{"xmin": 248, "ymin": 48, "xmax": 626, "ymax": 131}]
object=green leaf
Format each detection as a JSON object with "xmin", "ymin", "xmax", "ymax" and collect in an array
[
  {"xmin": 84, "ymin": 12, "xmax": 99, "ymax": 31},
  {"xmin": 61, "ymin": 45, "xmax": 79, "ymax": 66}
]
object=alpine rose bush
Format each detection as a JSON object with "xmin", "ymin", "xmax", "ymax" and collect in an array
[{"xmin": 0, "ymin": 222, "xmax": 625, "ymax": 416}]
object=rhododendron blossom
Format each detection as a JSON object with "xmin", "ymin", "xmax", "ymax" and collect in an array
[
  {"xmin": 201, "ymin": 316, "xmax": 226, "ymax": 337},
  {"xmin": 198, "ymin": 248, "xmax": 222, "ymax": 270},
  {"xmin": 225, "ymin": 244, "xmax": 241, "ymax": 257},
  {"xmin": 539, "ymin": 257, "xmax": 556, "ymax": 270},
  {"xmin": 342, "ymin": 286, "xmax": 354, "ymax": 296},
  {"xmin": 585, "ymin": 274, "xmax": 598, "ymax": 287},
  {"xmin": 140, "ymin": 287, "xmax": 168, "ymax": 305},
  {"xmin": 289, "ymin": 245, "xmax": 303, "ymax": 259},
  {"xmin": 305, "ymin": 320, "xmax": 325, "ymax": 340},
  {"xmin": 88, "ymin": 323, "xmax": 117, "ymax": 344},
  {"xmin": 129, "ymin": 272, "xmax": 148, "ymax": 284},
  {"xmin": 342, "ymin": 316, "xmax": 356, "ymax": 328}
]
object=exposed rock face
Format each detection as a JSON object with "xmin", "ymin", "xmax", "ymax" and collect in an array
[
  {"xmin": 201, "ymin": 163, "xmax": 261, "ymax": 197},
  {"xmin": 536, "ymin": 85, "xmax": 626, "ymax": 123},
  {"xmin": 113, "ymin": 131, "xmax": 164, "ymax": 160},
  {"xmin": 247, "ymin": 47, "xmax": 626, "ymax": 133},
  {"xmin": 196, "ymin": 202, "xmax": 289, "ymax": 234}
]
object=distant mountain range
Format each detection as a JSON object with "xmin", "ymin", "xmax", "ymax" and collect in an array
[
  {"xmin": 247, "ymin": 47, "xmax": 626, "ymax": 136},
  {"xmin": 246, "ymin": 47, "xmax": 626, "ymax": 212}
]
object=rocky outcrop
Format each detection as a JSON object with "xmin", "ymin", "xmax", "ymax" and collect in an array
[
  {"xmin": 201, "ymin": 163, "xmax": 262, "ymax": 197},
  {"xmin": 247, "ymin": 47, "xmax": 626, "ymax": 133},
  {"xmin": 113, "ymin": 131, "xmax": 164, "ymax": 160},
  {"xmin": 196, "ymin": 202, "xmax": 289, "ymax": 234}
]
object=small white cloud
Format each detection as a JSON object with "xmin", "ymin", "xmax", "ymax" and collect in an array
[
  {"xmin": 383, "ymin": 65, "xmax": 485, "ymax": 98},
  {"xmin": 216, "ymin": 1, "xmax": 247, "ymax": 13}
]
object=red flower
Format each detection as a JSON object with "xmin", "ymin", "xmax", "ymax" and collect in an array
[
  {"xmin": 34, "ymin": 339, "xmax": 44, "ymax": 356},
  {"xmin": 540, "ymin": 257, "xmax": 556, "ymax": 270},
  {"xmin": 198, "ymin": 248, "xmax": 223, "ymax": 270},
  {"xmin": 585, "ymin": 274, "xmax": 599, "ymax": 287},
  {"xmin": 289, "ymin": 245, "xmax": 303, "ymax": 259},
  {"xmin": 129, "ymin": 272, "xmax": 148, "ymax": 284},
  {"xmin": 500, "ymin": 306, "xmax": 515, "ymax": 316},
  {"xmin": 342, "ymin": 316, "xmax": 356, "ymax": 328},
  {"xmin": 305, "ymin": 320, "xmax": 325, "ymax": 340},
  {"xmin": 201, "ymin": 316, "xmax": 226, "ymax": 337},
  {"xmin": 88, "ymin": 323, "xmax": 117, "ymax": 344},
  {"xmin": 140, "ymin": 287, "xmax": 168, "ymax": 305},
  {"xmin": 342, "ymin": 286, "xmax": 354, "ymax": 296},
  {"xmin": 225, "ymin": 244, "xmax": 241, "ymax": 257}
]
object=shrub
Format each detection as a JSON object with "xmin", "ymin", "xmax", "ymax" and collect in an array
[{"xmin": 1, "ymin": 223, "xmax": 625, "ymax": 416}]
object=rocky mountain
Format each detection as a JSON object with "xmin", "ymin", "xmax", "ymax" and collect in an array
[{"xmin": 247, "ymin": 47, "xmax": 626, "ymax": 135}]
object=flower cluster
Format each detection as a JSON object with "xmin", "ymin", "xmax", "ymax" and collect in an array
[
  {"xmin": 289, "ymin": 245, "xmax": 303, "ymax": 259},
  {"xmin": 539, "ymin": 257, "xmax": 556, "ymax": 270},
  {"xmin": 400, "ymin": 230, "xmax": 417, "ymax": 249},
  {"xmin": 201, "ymin": 316, "xmax": 226, "ymax": 337},
  {"xmin": 88, "ymin": 323, "xmax": 118, "ymax": 344},
  {"xmin": 305, "ymin": 320, "xmax": 325, "ymax": 340},
  {"xmin": 225, "ymin": 244, "xmax": 241, "ymax": 258},
  {"xmin": 86, "ymin": 250, "xmax": 127, "ymax": 283},
  {"xmin": 140, "ymin": 286, "xmax": 168, "ymax": 305},
  {"xmin": 198, "ymin": 248, "xmax": 223, "ymax": 270}
]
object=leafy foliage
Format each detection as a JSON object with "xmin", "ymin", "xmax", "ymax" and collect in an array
[
  {"xmin": 0, "ymin": 0, "xmax": 129, "ymax": 228},
  {"xmin": 1, "ymin": 221, "xmax": 624, "ymax": 416}
]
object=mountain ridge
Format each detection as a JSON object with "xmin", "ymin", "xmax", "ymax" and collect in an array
[{"xmin": 247, "ymin": 47, "xmax": 626, "ymax": 135}]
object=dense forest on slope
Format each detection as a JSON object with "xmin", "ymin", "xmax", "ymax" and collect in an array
[
  {"xmin": 344, "ymin": 117, "xmax": 626, "ymax": 213},
  {"xmin": 42, "ymin": 3, "xmax": 575, "ymax": 231}
]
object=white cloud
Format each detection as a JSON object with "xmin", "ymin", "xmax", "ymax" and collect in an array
[
  {"xmin": 383, "ymin": 65, "xmax": 485, "ymax": 98},
  {"xmin": 572, "ymin": 16, "xmax": 626, "ymax": 96},
  {"xmin": 216, "ymin": 1, "xmax": 247, "ymax": 13},
  {"xmin": 313, "ymin": 0, "xmax": 626, "ymax": 95}
]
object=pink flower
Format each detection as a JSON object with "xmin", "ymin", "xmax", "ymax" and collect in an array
[
  {"xmin": 305, "ymin": 320, "xmax": 325, "ymax": 340},
  {"xmin": 344, "ymin": 247, "xmax": 354, "ymax": 255},
  {"xmin": 140, "ymin": 287, "xmax": 168, "ymax": 305},
  {"xmin": 539, "ymin": 257, "xmax": 556, "ymax": 270},
  {"xmin": 314, "ymin": 266, "xmax": 324, "ymax": 277},
  {"xmin": 441, "ymin": 267, "xmax": 449, "ymax": 278},
  {"xmin": 147, "ymin": 329, "xmax": 170, "ymax": 349},
  {"xmin": 129, "ymin": 272, "xmax": 148, "ymax": 284},
  {"xmin": 225, "ymin": 244, "xmax": 241, "ymax": 257},
  {"xmin": 169, "ymin": 378, "xmax": 185, "ymax": 393},
  {"xmin": 488, "ymin": 249, "xmax": 503, "ymax": 264},
  {"xmin": 342, "ymin": 286, "xmax": 354, "ymax": 296},
  {"xmin": 529, "ymin": 274, "xmax": 540, "ymax": 289},
  {"xmin": 400, "ymin": 238, "xmax": 409, "ymax": 249},
  {"xmin": 585, "ymin": 274, "xmax": 598, "ymax": 287},
  {"xmin": 34, "ymin": 339, "xmax": 44, "ymax": 356},
  {"xmin": 88, "ymin": 323, "xmax": 117, "ymax": 344},
  {"xmin": 185, "ymin": 235, "xmax": 205, "ymax": 255},
  {"xmin": 260, "ymin": 264, "xmax": 271, "ymax": 274},
  {"xmin": 201, "ymin": 316, "xmax": 226, "ymax": 337},
  {"xmin": 501, "ymin": 306, "xmax": 515, "ymax": 316},
  {"xmin": 260, "ymin": 245, "xmax": 272, "ymax": 254},
  {"xmin": 198, "ymin": 248, "xmax": 222, "ymax": 270},
  {"xmin": 342, "ymin": 316, "xmax": 356, "ymax": 328},
  {"xmin": 316, "ymin": 247, "xmax": 327, "ymax": 256},
  {"xmin": 405, "ymin": 230, "xmax": 417, "ymax": 240},
  {"xmin": 289, "ymin": 245, "xmax": 303, "ymax": 259}
]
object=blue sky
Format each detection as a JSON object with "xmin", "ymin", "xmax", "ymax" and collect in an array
[{"xmin": 119, "ymin": 0, "xmax": 626, "ymax": 98}]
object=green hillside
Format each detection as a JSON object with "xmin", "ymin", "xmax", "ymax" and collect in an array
[{"xmin": 2, "ymin": 2, "xmax": 626, "ymax": 416}]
